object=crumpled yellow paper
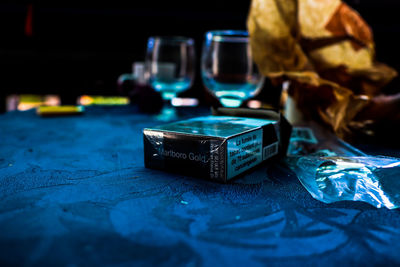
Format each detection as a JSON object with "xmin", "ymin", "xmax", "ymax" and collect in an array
[{"xmin": 247, "ymin": 0, "xmax": 398, "ymax": 139}]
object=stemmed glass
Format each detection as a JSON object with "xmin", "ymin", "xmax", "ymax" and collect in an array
[
  {"xmin": 201, "ymin": 30, "xmax": 264, "ymax": 108},
  {"xmin": 145, "ymin": 36, "xmax": 195, "ymax": 120}
]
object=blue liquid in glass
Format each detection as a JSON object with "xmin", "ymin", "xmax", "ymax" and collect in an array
[
  {"xmin": 150, "ymin": 78, "xmax": 192, "ymax": 100},
  {"xmin": 202, "ymin": 74, "xmax": 262, "ymax": 107}
]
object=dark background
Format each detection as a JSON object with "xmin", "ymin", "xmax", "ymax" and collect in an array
[{"xmin": 1, "ymin": 1, "xmax": 399, "ymax": 112}]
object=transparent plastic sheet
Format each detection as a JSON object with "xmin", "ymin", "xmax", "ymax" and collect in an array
[{"xmin": 286, "ymin": 126, "xmax": 400, "ymax": 209}]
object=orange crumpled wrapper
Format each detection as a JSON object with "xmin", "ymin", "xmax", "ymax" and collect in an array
[{"xmin": 247, "ymin": 0, "xmax": 398, "ymax": 139}]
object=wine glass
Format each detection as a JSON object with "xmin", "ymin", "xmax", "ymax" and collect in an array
[
  {"xmin": 145, "ymin": 36, "xmax": 195, "ymax": 120},
  {"xmin": 201, "ymin": 30, "xmax": 264, "ymax": 108}
]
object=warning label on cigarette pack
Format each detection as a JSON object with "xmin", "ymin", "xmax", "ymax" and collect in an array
[{"xmin": 227, "ymin": 129, "xmax": 263, "ymax": 180}]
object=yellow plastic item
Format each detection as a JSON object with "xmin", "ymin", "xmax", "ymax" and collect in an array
[
  {"xmin": 36, "ymin": 106, "xmax": 84, "ymax": 117},
  {"xmin": 78, "ymin": 95, "xmax": 130, "ymax": 106}
]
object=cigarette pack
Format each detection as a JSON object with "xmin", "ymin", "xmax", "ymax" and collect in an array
[{"xmin": 143, "ymin": 110, "xmax": 291, "ymax": 182}]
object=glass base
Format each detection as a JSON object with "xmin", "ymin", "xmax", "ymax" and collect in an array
[{"xmin": 154, "ymin": 105, "xmax": 178, "ymax": 122}]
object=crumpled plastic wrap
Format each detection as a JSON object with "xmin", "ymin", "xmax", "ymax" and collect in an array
[
  {"xmin": 247, "ymin": 0, "xmax": 399, "ymax": 139},
  {"xmin": 287, "ymin": 126, "xmax": 400, "ymax": 209},
  {"xmin": 290, "ymin": 155, "xmax": 400, "ymax": 209}
]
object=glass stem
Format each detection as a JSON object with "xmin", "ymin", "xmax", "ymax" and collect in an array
[{"xmin": 157, "ymin": 95, "xmax": 178, "ymax": 121}]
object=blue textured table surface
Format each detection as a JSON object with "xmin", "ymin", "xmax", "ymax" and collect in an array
[{"xmin": 1, "ymin": 106, "xmax": 400, "ymax": 266}]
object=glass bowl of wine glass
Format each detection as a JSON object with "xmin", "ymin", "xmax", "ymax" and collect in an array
[
  {"xmin": 201, "ymin": 30, "xmax": 264, "ymax": 108},
  {"xmin": 145, "ymin": 36, "xmax": 195, "ymax": 120}
]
